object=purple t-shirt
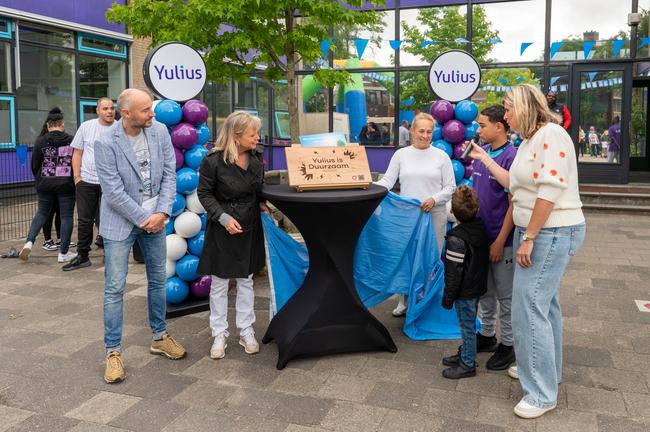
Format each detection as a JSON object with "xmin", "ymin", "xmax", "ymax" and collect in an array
[
  {"xmin": 471, "ymin": 142, "xmax": 517, "ymax": 246},
  {"xmin": 607, "ymin": 122, "xmax": 621, "ymax": 151}
]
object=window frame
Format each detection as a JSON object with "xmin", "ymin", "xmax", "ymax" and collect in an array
[
  {"xmin": 0, "ymin": 95, "xmax": 16, "ymax": 148},
  {"xmin": 77, "ymin": 32, "xmax": 127, "ymax": 59}
]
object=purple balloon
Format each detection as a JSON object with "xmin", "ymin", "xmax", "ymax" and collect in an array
[
  {"xmin": 182, "ymin": 100, "xmax": 209, "ymax": 126},
  {"xmin": 463, "ymin": 162, "xmax": 474, "ymax": 179},
  {"xmin": 171, "ymin": 122, "xmax": 198, "ymax": 149},
  {"xmin": 430, "ymin": 100, "xmax": 455, "ymax": 123},
  {"xmin": 442, "ymin": 120, "xmax": 466, "ymax": 144},
  {"xmin": 453, "ymin": 142, "xmax": 466, "ymax": 160},
  {"xmin": 174, "ymin": 146, "xmax": 184, "ymax": 170},
  {"xmin": 190, "ymin": 275, "xmax": 211, "ymax": 298}
]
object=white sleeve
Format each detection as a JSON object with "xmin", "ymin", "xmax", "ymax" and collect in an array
[
  {"xmin": 432, "ymin": 153, "xmax": 456, "ymax": 205},
  {"xmin": 374, "ymin": 150, "xmax": 401, "ymax": 190},
  {"xmin": 71, "ymin": 123, "xmax": 86, "ymax": 150}
]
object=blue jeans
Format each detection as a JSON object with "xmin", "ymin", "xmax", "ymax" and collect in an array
[
  {"xmin": 104, "ymin": 227, "xmax": 167, "ymax": 353},
  {"xmin": 27, "ymin": 192, "xmax": 75, "ymax": 253},
  {"xmin": 455, "ymin": 298, "xmax": 479, "ymax": 367},
  {"xmin": 512, "ymin": 224, "xmax": 585, "ymax": 408}
]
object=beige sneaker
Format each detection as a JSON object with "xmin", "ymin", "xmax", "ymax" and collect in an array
[
  {"xmin": 239, "ymin": 333, "xmax": 260, "ymax": 355},
  {"xmin": 210, "ymin": 333, "xmax": 227, "ymax": 359},
  {"xmin": 150, "ymin": 334, "xmax": 186, "ymax": 359},
  {"xmin": 104, "ymin": 351, "xmax": 125, "ymax": 384}
]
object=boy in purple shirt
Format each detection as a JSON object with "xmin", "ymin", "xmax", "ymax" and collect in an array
[{"xmin": 468, "ymin": 105, "xmax": 517, "ymax": 370}]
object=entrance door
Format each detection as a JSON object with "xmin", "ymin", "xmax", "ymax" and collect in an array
[
  {"xmin": 570, "ymin": 63, "xmax": 632, "ymax": 184},
  {"xmin": 630, "ymin": 80, "xmax": 650, "ymax": 174}
]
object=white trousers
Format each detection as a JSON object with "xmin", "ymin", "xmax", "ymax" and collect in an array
[{"xmin": 209, "ymin": 274, "xmax": 256, "ymax": 337}]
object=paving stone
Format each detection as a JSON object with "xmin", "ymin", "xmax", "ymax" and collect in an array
[
  {"xmin": 172, "ymin": 380, "xmax": 237, "ymax": 412},
  {"xmin": 610, "ymin": 351, "xmax": 650, "ymax": 373},
  {"xmin": 67, "ymin": 423, "xmax": 130, "ymax": 432},
  {"xmin": 418, "ymin": 387, "xmax": 479, "ymax": 420},
  {"xmin": 267, "ymin": 368, "xmax": 328, "ymax": 397},
  {"xmin": 536, "ymin": 408, "xmax": 599, "ymax": 432},
  {"xmin": 34, "ymin": 334, "xmax": 96, "ymax": 358},
  {"xmin": 357, "ymin": 358, "xmax": 415, "ymax": 384},
  {"xmin": 564, "ymin": 345, "xmax": 614, "ymax": 368},
  {"xmin": 317, "ymin": 373, "xmax": 375, "ymax": 402},
  {"xmin": 161, "ymin": 407, "xmax": 288, "ymax": 432},
  {"xmin": 181, "ymin": 357, "xmax": 280, "ymax": 388},
  {"xmin": 4, "ymin": 329, "xmax": 63, "ymax": 352},
  {"xmin": 566, "ymin": 384, "xmax": 627, "ymax": 416},
  {"xmin": 110, "ymin": 368, "xmax": 196, "ymax": 401},
  {"xmin": 6, "ymin": 413, "xmax": 79, "ymax": 432},
  {"xmin": 596, "ymin": 414, "xmax": 649, "ymax": 432},
  {"xmin": 631, "ymin": 336, "xmax": 650, "ymax": 354},
  {"xmin": 476, "ymin": 397, "xmax": 535, "ymax": 432},
  {"xmin": 622, "ymin": 392, "xmax": 650, "ymax": 420},
  {"xmin": 319, "ymin": 401, "xmax": 387, "ymax": 432},
  {"xmin": 310, "ymin": 354, "xmax": 368, "ymax": 377},
  {"xmin": 376, "ymin": 409, "xmax": 444, "ymax": 432},
  {"xmin": 392, "ymin": 343, "xmax": 444, "ymax": 365},
  {"xmin": 109, "ymin": 398, "xmax": 188, "ymax": 432},
  {"xmin": 440, "ymin": 417, "xmax": 506, "ymax": 432},
  {"xmin": 455, "ymin": 371, "xmax": 512, "ymax": 399},
  {"xmin": 588, "ymin": 367, "xmax": 648, "ymax": 394},
  {"xmin": 65, "ymin": 391, "xmax": 141, "ymax": 424},
  {"xmin": 0, "ymin": 406, "xmax": 34, "ymax": 432},
  {"xmin": 407, "ymin": 363, "xmax": 459, "ymax": 391},
  {"xmin": 363, "ymin": 380, "xmax": 427, "ymax": 411},
  {"xmin": 284, "ymin": 425, "xmax": 332, "ymax": 432}
]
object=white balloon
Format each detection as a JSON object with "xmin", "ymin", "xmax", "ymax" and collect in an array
[
  {"xmin": 165, "ymin": 259, "xmax": 176, "ymax": 278},
  {"xmin": 166, "ymin": 234, "xmax": 187, "ymax": 261},
  {"xmin": 174, "ymin": 211, "xmax": 202, "ymax": 238},
  {"xmin": 185, "ymin": 190, "xmax": 206, "ymax": 214}
]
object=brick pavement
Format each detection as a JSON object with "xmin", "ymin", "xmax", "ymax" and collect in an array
[{"xmin": 0, "ymin": 211, "xmax": 649, "ymax": 431}]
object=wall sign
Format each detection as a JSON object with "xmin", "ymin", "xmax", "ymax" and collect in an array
[
  {"xmin": 427, "ymin": 50, "xmax": 481, "ymax": 103},
  {"xmin": 143, "ymin": 42, "xmax": 207, "ymax": 102}
]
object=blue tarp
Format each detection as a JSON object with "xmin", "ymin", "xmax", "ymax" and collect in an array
[{"xmin": 262, "ymin": 192, "xmax": 466, "ymax": 341}]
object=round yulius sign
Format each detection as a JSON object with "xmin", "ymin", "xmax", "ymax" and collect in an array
[
  {"xmin": 143, "ymin": 42, "xmax": 207, "ymax": 102},
  {"xmin": 427, "ymin": 50, "xmax": 481, "ymax": 103}
]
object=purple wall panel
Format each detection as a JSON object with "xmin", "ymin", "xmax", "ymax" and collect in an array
[
  {"xmin": 1, "ymin": 150, "xmax": 34, "ymax": 184},
  {"xmin": 0, "ymin": 0, "xmax": 126, "ymax": 33}
]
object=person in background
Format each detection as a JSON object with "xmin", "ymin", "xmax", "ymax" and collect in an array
[
  {"xmin": 375, "ymin": 112, "xmax": 456, "ymax": 317},
  {"xmin": 19, "ymin": 108, "xmax": 77, "ymax": 264},
  {"xmin": 398, "ymin": 120, "xmax": 410, "ymax": 147},
  {"xmin": 607, "ymin": 116, "xmax": 621, "ymax": 163},
  {"xmin": 359, "ymin": 122, "xmax": 381, "ymax": 145},
  {"xmin": 440, "ymin": 185, "xmax": 489, "ymax": 379},
  {"xmin": 380, "ymin": 123, "xmax": 390, "ymax": 145},
  {"xmin": 63, "ymin": 97, "xmax": 116, "ymax": 271},
  {"xmin": 600, "ymin": 130, "xmax": 609, "ymax": 158},
  {"xmin": 197, "ymin": 111, "xmax": 269, "ymax": 360},
  {"xmin": 465, "ymin": 105, "xmax": 517, "ymax": 371},
  {"xmin": 95, "ymin": 89, "xmax": 186, "ymax": 384},
  {"xmin": 469, "ymin": 84, "xmax": 585, "ymax": 419},
  {"xmin": 546, "ymin": 90, "xmax": 571, "ymax": 131},
  {"xmin": 588, "ymin": 126, "xmax": 600, "ymax": 157},
  {"xmin": 578, "ymin": 126, "xmax": 586, "ymax": 158}
]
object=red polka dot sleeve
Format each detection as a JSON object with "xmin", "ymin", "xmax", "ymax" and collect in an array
[{"xmin": 531, "ymin": 125, "xmax": 572, "ymax": 203}]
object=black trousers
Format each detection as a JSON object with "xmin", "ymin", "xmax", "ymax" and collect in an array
[{"xmin": 75, "ymin": 180, "xmax": 102, "ymax": 257}]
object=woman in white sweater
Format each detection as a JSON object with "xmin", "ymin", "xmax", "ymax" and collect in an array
[
  {"xmin": 375, "ymin": 112, "xmax": 456, "ymax": 316},
  {"xmin": 466, "ymin": 84, "xmax": 585, "ymax": 419}
]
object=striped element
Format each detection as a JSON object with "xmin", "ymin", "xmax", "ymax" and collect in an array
[{"xmin": 446, "ymin": 249, "xmax": 465, "ymax": 263}]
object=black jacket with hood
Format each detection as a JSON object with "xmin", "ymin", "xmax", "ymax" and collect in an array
[
  {"xmin": 441, "ymin": 217, "xmax": 490, "ymax": 309},
  {"xmin": 31, "ymin": 130, "xmax": 75, "ymax": 194}
]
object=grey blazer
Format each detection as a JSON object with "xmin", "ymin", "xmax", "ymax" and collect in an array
[{"xmin": 94, "ymin": 119, "xmax": 176, "ymax": 241}]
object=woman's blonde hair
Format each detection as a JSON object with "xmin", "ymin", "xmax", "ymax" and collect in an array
[
  {"xmin": 411, "ymin": 112, "xmax": 435, "ymax": 131},
  {"xmin": 503, "ymin": 84, "xmax": 558, "ymax": 139},
  {"xmin": 214, "ymin": 111, "xmax": 262, "ymax": 164}
]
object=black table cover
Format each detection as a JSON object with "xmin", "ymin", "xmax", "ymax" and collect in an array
[{"xmin": 261, "ymin": 184, "xmax": 397, "ymax": 369}]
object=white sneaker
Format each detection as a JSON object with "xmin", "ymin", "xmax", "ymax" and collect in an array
[
  {"xmin": 239, "ymin": 333, "xmax": 259, "ymax": 355},
  {"xmin": 514, "ymin": 399, "xmax": 556, "ymax": 419},
  {"xmin": 210, "ymin": 333, "xmax": 227, "ymax": 359},
  {"xmin": 508, "ymin": 365, "xmax": 519, "ymax": 379},
  {"xmin": 392, "ymin": 296, "xmax": 407, "ymax": 317},
  {"xmin": 19, "ymin": 241, "xmax": 33, "ymax": 261},
  {"xmin": 58, "ymin": 251, "xmax": 78, "ymax": 263}
]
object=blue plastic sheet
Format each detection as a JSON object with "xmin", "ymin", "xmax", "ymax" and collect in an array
[{"xmin": 262, "ymin": 192, "xmax": 466, "ymax": 341}]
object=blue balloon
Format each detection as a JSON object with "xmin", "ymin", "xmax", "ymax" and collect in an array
[
  {"xmin": 165, "ymin": 217, "xmax": 176, "ymax": 235},
  {"xmin": 514, "ymin": 138, "xmax": 522, "ymax": 147},
  {"xmin": 455, "ymin": 100, "xmax": 479, "ymax": 125},
  {"xmin": 188, "ymin": 231, "xmax": 205, "ymax": 256},
  {"xmin": 457, "ymin": 178, "xmax": 473, "ymax": 188},
  {"xmin": 451, "ymin": 159, "xmax": 465, "ymax": 183},
  {"xmin": 200, "ymin": 213, "xmax": 207, "ymax": 230},
  {"xmin": 176, "ymin": 167, "xmax": 199, "ymax": 194},
  {"xmin": 465, "ymin": 121, "xmax": 479, "ymax": 140},
  {"xmin": 172, "ymin": 193, "xmax": 186, "ymax": 217},
  {"xmin": 432, "ymin": 139, "xmax": 453, "ymax": 158},
  {"xmin": 432, "ymin": 122, "xmax": 443, "ymax": 141},
  {"xmin": 165, "ymin": 277, "xmax": 189, "ymax": 304},
  {"xmin": 184, "ymin": 144, "xmax": 207, "ymax": 170},
  {"xmin": 176, "ymin": 254, "xmax": 200, "ymax": 282},
  {"xmin": 196, "ymin": 123, "xmax": 211, "ymax": 146},
  {"xmin": 155, "ymin": 100, "xmax": 183, "ymax": 126}
]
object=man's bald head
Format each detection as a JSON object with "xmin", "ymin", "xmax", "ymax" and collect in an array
[
  {"xmin": 117, "ymin": 88, "xmax": 152, "ymax": 112},
  {"xmin": 118, "ymin": 88, "xmax": 155, "ymax": 133}
]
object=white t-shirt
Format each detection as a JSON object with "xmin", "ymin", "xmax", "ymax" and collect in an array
[
  {"xmin": 70, "ymin": 119, "xmax": 113, "ymax": 184},
  {"xmin": 375, "ymin": 145, "xmax": 456, "ymax": 211},
  {"xmin": 398, "ymin": 126, "xmax": 410, "ymax": 147},
  {"xmin": 128, "ymin": 131, "xmax": 152, "ymax": 201}
]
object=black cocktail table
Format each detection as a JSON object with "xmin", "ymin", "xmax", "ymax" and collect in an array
[{"xmin": 261, "ymin": 184, "xmax": 397, "ymax": 369}]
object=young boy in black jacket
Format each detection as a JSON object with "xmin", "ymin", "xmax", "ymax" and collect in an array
[{"xmin": 441, "ymin": 185, "xmax": 489, "ymax": 379}]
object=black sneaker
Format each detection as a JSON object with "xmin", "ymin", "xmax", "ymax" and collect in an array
[
  {"xmin": 476, "ymin": 333, "xmax": 498, "ymax": 352},
  {"xmin": 62, "ymin": 255, "xmax": 91, "ymax": 271},
  {"xmin": 442, "ymin": 347, "xmax": 461, "ymax": 367},
  {"xmin": 95, "ymin": 235, "xmax": 104, "ymax": 249},
  {"xmin": 486, "ymin": 343, "xmax": 516, "ymax": 370},
  {"xmin": 442, "ymin": 360, "xmax": 477, "ymax": 379},
  {"xmin": 54, "ymin": 239, "xmax": 77, "ymax": 248},
  {"xmin": 42, "ymin": 239, "xmax": 58, "ymax": 251}
]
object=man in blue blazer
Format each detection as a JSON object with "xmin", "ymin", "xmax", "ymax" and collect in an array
[{"xmin": 95, "ymin": 88, "xmax": 186, "ymax": 384}]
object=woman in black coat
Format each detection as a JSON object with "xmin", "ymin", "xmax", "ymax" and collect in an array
[{"xmin": 197, "ymin": 111, "xmax": 269, "ymax": 360}]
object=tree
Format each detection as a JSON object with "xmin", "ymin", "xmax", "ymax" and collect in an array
[
  {"xmin": 107, "ymin": 0, "xmax": 384, "ymax": 142},
  {"xmin": 478, "ymin": 68, "xmax": 539, "ymax": 111}
]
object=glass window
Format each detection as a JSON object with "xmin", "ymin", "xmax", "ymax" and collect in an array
[
  {"xmin": 79, "ymin": 55, "xmax": 126, "ymax": 100},
  {"xmin": 215, "ymin": 81, "xmax": 231, "ymax": 132},
  {"xmin": 78, "ymin": 34, "xmax": 127, "ymax": 58},
  {"xmin": 477, "ymin": 67, "xmax": 544, "ymax": 112},
  {"xmin": 0, "ymin": 97, "xmax": 15, "ymax": 148},
  {"xmin": 472, "ymin": 1, "xmax": 545, "ymax": 63},
  {"xmin": 630, "ymin": 87, "xmax": 647, "ymax": 158},
  {"xmin": 200, "ymin": 82, "xmax": 215, "ymax": 138},
  {"xmin": 274, "ymin": 81, "xmax": 288, "ymax": 111},
  {"xmin": 400, "ymin": 5, "xmax": 468, "ymax": 67},
  {"xmin": 18, "ymin": 23, "xmax": 73, "ymax": 48},
  {"xmin": 81, "ymin": 100, "xmax": 100, "ymax": 122},
  {"xmin": 333, "ymin": 10, "xmax": 394, "ymax": 68},
  {"xmin": 1, "ymin": 41, "xmax": 11, "ymax": 92},
  {"xmin": 549, "ymin": 66, "xmax": 570, "ymax": 104},
  {"xmin": 638, "ymin": 3, "xmax": 650, "ymax": 58},
  {"xmin": 0, "ymin": 17, "xmax": 10, "ymax": 39},
  {"xmin": 235, "ymin": 79, "xmax": 255, "ymax": 109},
  {"xmin": 16, "ymin": 45, "xmax": 76, "ymax": 144},
  {"xmin": 550, "ymin": 0, "xmax": 632, "ymax": 61}
]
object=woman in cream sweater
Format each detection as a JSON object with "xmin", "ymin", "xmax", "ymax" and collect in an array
[{"xmin": 466, "ymin": 84, "xmax": 585, "ymax": 419}]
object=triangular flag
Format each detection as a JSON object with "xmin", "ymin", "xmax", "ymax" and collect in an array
[
  {"xmin": 455, "ymin": 37, "xmax": 469, "ymax": 44},
  {"xmin": 421, "ymin": 40, "xmax": 435, "ymax": 48},
  {"xmin": 550, "ymin": 41, "xmax": 564, "ymax": 59},
  {"xmin": 639, "ymin": 37, "xmax": 650, "ymax": 49},
  {"xmin": 488, "ymin": 37, "xmax": 502, "ymax": 44},
  {"xmin": 15, "ymin": 145, "xmax": 28, "ymax": 167},
  {"xmin": 588, "ymin": 71, "xmax": 598, "ymax": 82},
  {"xmin": 389, "ymin": 39, "xmax": 402, "ymax": 50},
  {"xmin": 612, "ymin": 39, "xmax": 625, "ymax": 57},
  {"xmin": 516, "ymin": 76, "xmax": 525, "ymax": 82},
  {"xmin": 583, "ymin": 41, "xmax": 596, "ymax": 60},
  {"xmin": 550, "ymin": 76, "xmax": 560, "ymax": 87},
  {"xmin": 498, "ymin": 78, "xmax": 508, "ymax": 85},
  {"xmin": 354, "ymin": 38, "xmax": 369, "ymax": 60},
  {"xmin": 520, "ymin": 42, "xmax": 533, "ymax": 55},
  {"xmin": 320, "ymin": 38, "xmax": 332, "ymax": 59}
]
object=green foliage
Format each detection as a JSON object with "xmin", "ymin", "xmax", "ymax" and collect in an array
[{"xmin": 479, "ymin": 68, "xmax": 539, "ymax": 111}]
